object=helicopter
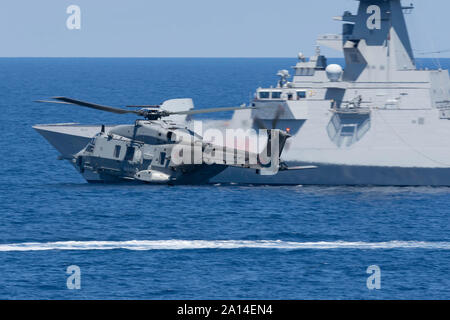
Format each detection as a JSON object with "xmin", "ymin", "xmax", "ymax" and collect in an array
[{"xmin": 35, "ymin": 97, "xmax": 315, "ymax": 185}]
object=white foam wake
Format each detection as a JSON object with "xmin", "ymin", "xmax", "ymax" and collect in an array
[{"xmin": 1, "ymin": 240, "xmax": 450, "ymax": 252}]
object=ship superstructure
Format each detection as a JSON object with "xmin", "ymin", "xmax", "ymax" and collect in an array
[
  {"xmin": 207, "ymin": 0, "xmax": 450, "ymax": 185},
  {"xmin": 34, "ymin": 0, "xmax": 450, "ymax": 185}
]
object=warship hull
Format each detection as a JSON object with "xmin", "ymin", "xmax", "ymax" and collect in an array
[
  {"xmin": 33, "ymin": 121, "xmax": 450, "ymax": 186},
  {"xmin": 213, "ymin": 164, "xmax": 450, "ymax": 186}
]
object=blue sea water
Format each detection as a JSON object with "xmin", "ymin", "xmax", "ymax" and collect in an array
[{"xmin": 1, "ymin": 58, "xmax": 450, "ymax": 299}]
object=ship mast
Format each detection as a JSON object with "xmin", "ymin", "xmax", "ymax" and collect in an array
[{"xmin": 337, "ymin": 0, "xmax": 416, "ymax": 81}]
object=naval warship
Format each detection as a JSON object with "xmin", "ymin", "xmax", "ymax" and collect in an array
[{"xmin": 34, "ymin": 0, "xmax": 450, "ymax": 186}]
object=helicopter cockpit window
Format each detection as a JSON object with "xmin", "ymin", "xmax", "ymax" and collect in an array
[
  {"xmin": 160, "ymin": 152, "xmax": 166, "ymax": 165},
  {"xmin": 114, "ymin": 145, "xmax": 121, "ymax": 158},
  {"xmin": 85, "ymin": 144, "xmax": 94, "ymax": 153},
  {"xmin": 124, "ymin": 146, "xmax": 135, "ymax": 161}
]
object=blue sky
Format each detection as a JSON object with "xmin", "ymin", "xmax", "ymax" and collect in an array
[{"xmin": 0, "ymin": 0, "xmax": 448, "ymax": 57}]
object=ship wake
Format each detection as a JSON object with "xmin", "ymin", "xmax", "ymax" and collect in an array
[{"xmin": 1, "ymin": 240, "xmax": 450, "ymax": 252}]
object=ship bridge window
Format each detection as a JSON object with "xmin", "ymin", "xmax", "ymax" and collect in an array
[
  {"xmin": 340, "ymin": 126, "xmax": 356, "ymax": 136},
  {"xmin": 295, "ymin": 68, "xmax": 315, "ymax": 76},
  {"xmin": 259, "ymin": 92, "xmax": 270, "ymax": 99},
  {"xmin": 271, "ymin": 91, "xmax": 282, "ymax": 99},
  {"xmin": 297, "ymin": 91, "xmax": 306, "ymax": 99}
]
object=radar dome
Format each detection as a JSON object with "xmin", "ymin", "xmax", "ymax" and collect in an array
[{"xmin": 326, "ymin": 64, "xmax": 343, "ymax": 82}]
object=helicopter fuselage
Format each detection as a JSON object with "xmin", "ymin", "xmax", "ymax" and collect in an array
[
  {"xmin": 72, "ymin": 120, "xmax": 228, "ymax": 184},
  {"xmin": 33, "ymin": 97, "xmax": 296, "ymax": 184},
  {"xmin": 67, "ymin": 118, "xmax": 293, "ymax": 184}
]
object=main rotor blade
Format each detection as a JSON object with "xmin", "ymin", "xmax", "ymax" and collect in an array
[
  {"xmin": 253, "ymin": 116, "xmax": 267, "ymax": 130},
  {"xmin": 38, "ymin": 97, "xmax": 140, "ymax": 115},
  {"xmin": 251, "ymin": 105, "xmax": 284, "ymax": 130},
  {"xmin": 272, "ymin": 105, "xmax": 284, "ymax": 129},
  {"xmin": 168, "ymin": 106, "xmax": 254, "ymax": 116},
  {"xmin": 35, "ymin": 100, "xmax": 73, "ymax": 105}
]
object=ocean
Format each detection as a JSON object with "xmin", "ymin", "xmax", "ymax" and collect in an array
[{"xmin": 0, "ymin": 57, "xmax": 450, "ymax": 299}]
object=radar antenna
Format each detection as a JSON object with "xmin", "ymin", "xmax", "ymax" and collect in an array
[{"xmin": 276, "ymin": 70, "xmax": 290, "ymax": 88}]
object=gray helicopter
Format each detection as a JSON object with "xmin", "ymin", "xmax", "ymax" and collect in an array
[{"xmin": 35, "ymin": 97, "xmax": 312, "ymax": 184}]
